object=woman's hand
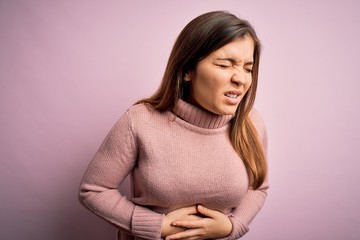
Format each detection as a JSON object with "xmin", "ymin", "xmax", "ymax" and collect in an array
[
  {"xmin": 161, "ymin": 206, "xmax": 202, "ymax": 237},
  {"xmin": 164, "ymin": 205, "xmax": 233, "ymax": 240}
]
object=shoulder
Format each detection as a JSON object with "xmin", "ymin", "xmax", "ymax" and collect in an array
[
  {"xmin": 125, "ymin": 103, "xmax": 165, "ymax": 120},
  {"xmin": 127, "ymin": 102, "xmax": 155, "ymax": 116},
  {"xmin": 124, "ymin": 103, "xmax": 169, "ymax": 129},
  {"xmin": 111, "ymin": 103, "xmax": 155, "ymax": 129}
]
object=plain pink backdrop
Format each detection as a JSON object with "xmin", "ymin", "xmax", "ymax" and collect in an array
[{"xmin": 1, "ymin": 0, "xmax": 360, "ymax": 239}]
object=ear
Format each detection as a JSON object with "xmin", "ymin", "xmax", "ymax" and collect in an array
[{"xmin": 184, "ymin": 72, "xmax": 192, "ymax": 81}]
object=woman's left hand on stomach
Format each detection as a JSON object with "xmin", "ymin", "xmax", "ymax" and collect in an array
[{"xmin": 164, "ymin": 205, "xmax": 232, "ymax": 240}]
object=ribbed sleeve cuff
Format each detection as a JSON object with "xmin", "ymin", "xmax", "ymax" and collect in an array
[
  {"xmin": 131, "ymin": 205, "xmax": 164, "ymax": 239},
  {"xmin": 218, "ymin": 216, "xmax": 249, "ymax": 240}
]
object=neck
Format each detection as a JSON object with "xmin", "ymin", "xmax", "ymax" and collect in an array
[{"xmin": 173, "ymin": 99, "xmax": 233, "ymax": 129}]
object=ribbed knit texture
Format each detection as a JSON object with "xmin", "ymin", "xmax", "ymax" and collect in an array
[
  {"xmin": 79, "ymin": 99, "xmax": 269, "ymax": 239},
  {"xmin": 174, "ymin": 99, "xmax": 233, "ymax": 129}
]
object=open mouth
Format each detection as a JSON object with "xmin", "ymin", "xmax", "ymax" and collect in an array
[
  {"xmin": 224, "ymin": 91, "xmax": 242, "ymax": 105},
  {"xmin": 225, "ymin": 93, "xmax": 239, "ymax": 99}
]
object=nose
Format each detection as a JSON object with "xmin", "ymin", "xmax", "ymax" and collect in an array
[{"xmin": 231, "ymin": 71, "xmax": 246, "ymax": 85}]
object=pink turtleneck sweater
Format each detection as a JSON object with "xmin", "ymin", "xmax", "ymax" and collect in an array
[{"xmin": 79, "ymin": 99, "xmax": 268, "ymax": 240}]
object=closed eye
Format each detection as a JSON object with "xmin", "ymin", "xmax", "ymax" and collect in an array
[
  {"xmin": 245, "ymin": 68, "xmax": 253, "ymax": 73},
  {"xmin": 216, "ymin": 64, "xmax": 230, "ymax": 69}
]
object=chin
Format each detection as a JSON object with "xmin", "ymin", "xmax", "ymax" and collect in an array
[
  {"xmin": 216, "ymin": 108, "xmax": 237, "ymax": 116},
  {"xmin": 208, "ymin": 104, "xmax": 238, "ymax": 116},
  {"xmin": 224, "ymin": 111, "xmax": 237, "ymax": 116}
]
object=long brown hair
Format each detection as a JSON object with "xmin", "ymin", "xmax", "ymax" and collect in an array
[{"xmin": 137, "ymin": 11, "xmax": 267, "ymax": 189}]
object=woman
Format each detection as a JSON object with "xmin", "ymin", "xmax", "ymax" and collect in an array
[{"xmin": 79, "ymin": 11, "xmax": 268, "ymax": 240}]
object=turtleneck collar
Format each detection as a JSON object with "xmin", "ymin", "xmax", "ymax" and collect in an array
[{"xmin": 172, "ymin": 99, "xmax": 233, "ymax": 129}]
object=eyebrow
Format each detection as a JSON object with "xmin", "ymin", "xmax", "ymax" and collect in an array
[{"xmin": 214, "ymin": 57, "xmax": 254, "ymax": 65}]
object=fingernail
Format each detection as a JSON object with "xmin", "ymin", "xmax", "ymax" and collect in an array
[{"xmin": 171, "ymin": 222, "xmax": 177, "ymax": 226}]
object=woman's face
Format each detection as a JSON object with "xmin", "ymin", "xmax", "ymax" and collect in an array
[{"xmin": 185, "ymin": 35, "xmax": 254, "ymax": 115}]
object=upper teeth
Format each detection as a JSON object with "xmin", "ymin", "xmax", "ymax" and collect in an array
[{"xmin": 226, "ymin": 94, "xmax": 238, "ymax": 98}]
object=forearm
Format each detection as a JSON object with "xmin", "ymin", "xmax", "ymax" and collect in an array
[
  {"xmin": 221, "ymin": 185, "xmax": 268, "ymax": 239},
  {"xmin": 79, "ymin": 112, "xmax": 164, "ymax": 239},
  {"xmin": 79, "ymin": 183, "xmax": 136, "ymax": 230},
  {"xmin": 80, "ymin": 182, "xmax": 164, "ymax": 239}
]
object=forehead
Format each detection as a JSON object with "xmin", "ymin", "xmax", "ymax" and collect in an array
[{"xmin": 210, "ymin": 36, "xmax": 255, "ymax": 62}]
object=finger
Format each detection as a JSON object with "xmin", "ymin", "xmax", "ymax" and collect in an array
[
  {"xmin": 181, "ymin": 205, "xmax": 198, "ymax": 215},
  {"xmin": 186, "ymin": 214, "xmax": 203, "ymax": 221},
  {"xmin": 179, "ymin": 236, "xmax": 202, "ymax": 240},
  {"xmin": 182, "ymin": 237, "xmax": 201, "ymax": 240},
  {"xmin": 196, "ymin": 205, "xmax": 219, "ymax": 218},
  {"xmin": 171, "ymin": 219, "xmax": 205, "ymax": 229},
  {"xmin": 165, "ymin": 228, "xmax": 201, "ymax": 240}
]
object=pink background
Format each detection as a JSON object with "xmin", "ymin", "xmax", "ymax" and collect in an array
[{"xmin": 1, "ymin": 0, "xmax": 360, "ymax": 239}]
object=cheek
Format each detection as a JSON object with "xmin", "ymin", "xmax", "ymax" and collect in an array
[
  {"xmin": 193, "ymin": 69, "xmax": 230, "ymax": 98},
  {"xmin": 195, "ymin": 76, "xmax": 220, "ymax": 95}
]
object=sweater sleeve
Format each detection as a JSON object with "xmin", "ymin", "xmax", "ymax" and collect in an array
[
  {"xmin": 221, "ymin": 109, "xmax": 269, "ymax": 239},
  {"xmin": 78, "ymin": 110, "xmax": 164, "ymax": 239}
]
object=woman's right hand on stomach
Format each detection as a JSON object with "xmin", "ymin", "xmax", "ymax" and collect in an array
[{"xmin": 161, "ymin": 205, "xmax": 201, "ymax": 237}]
